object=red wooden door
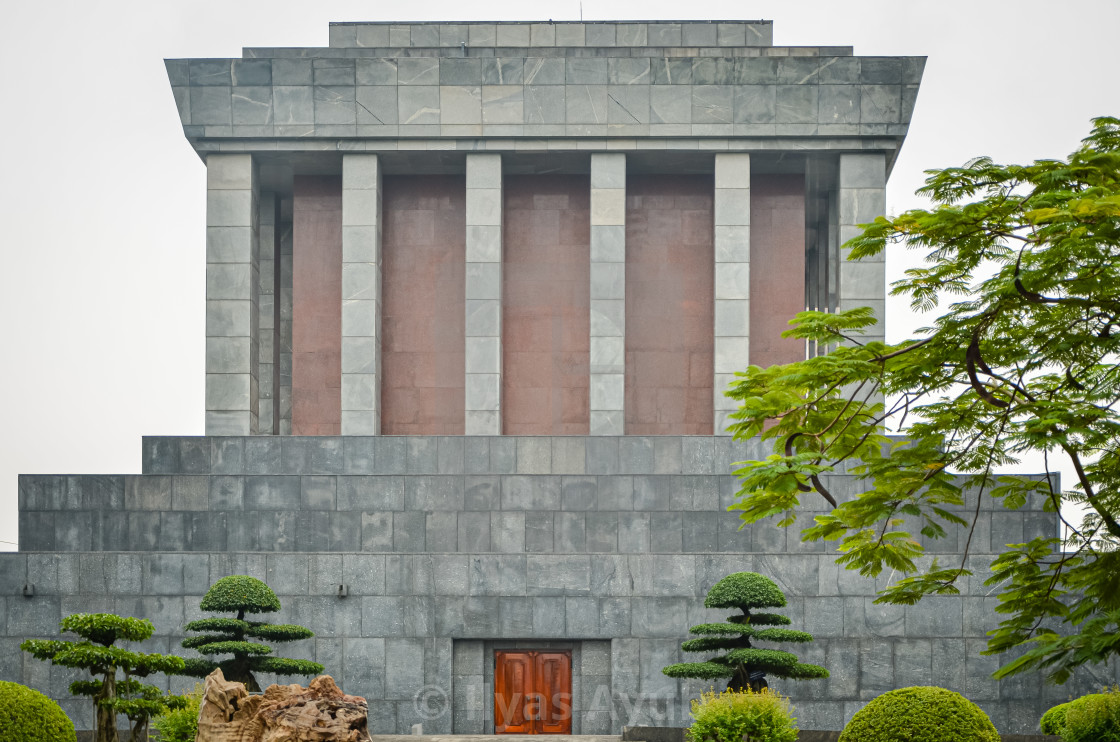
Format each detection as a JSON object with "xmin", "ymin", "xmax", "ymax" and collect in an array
[{"xmin": 494, "ymin": 651, "xmax": 572, "ymax": 734}]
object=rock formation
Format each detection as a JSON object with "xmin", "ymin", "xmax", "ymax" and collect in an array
[{"xmin": 197, "ymin": 668, "xmax": 371, "ymax": 742}]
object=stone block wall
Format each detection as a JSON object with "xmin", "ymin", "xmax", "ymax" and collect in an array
[
  {"xmin": 6, "ymin": 434, "xmax": 1097, "ymax": 735},
  {"xmin": 167, "ymin": 27, "xmax": 923, "ymax": 143}
]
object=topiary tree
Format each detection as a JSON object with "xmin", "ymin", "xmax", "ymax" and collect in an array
[
  {"xmin": 20, "ymin": 613, "xmax": 186, "ymax": 742},
  {"xmin": 0, "ymin": 680, "xmax": 76, "ymax": 742},
  {"xmin": 1040, "ymin": 701, "xmax": 1073, "ymax": 736},
  {"xmin": 839, "ymin": 686, "xmax": 998, "ymax": 742},
  {"xmin": 1063, "ymin": 688, "xmax": 1120, "ymax": 742},
  {"xmin": 662, "ymin": 572, "xmax": 828, "ymax": 692},
  {"xmin": 181, "ymin": 575, "xmax": 323, "ymax": 691}
]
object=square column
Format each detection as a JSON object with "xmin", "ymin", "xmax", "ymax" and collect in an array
[
  {"xmin": 838, "ymin": 153, "xmax": 887, "ymax": 343},
  {"xmin": 341, "ymin": 154, "xmax": 384, "ymax": 435},
  {"xmin": 258, "ymin": 192, "xmax": 279, "ymax": 435},
  {"xmin": 278, "ymin": 203, "xmax": 293, "ymax": 435},
  {"xmin": 205, "ymin": 154, "xmax": 260, "ymax": 435},
  {"xmin": 465, "ymin": 154, "xmax": 503, "ymax": 434},
  {"xmin": 713, "ymin": 153, "xmax": 751, "ymax": 434},
  {"xmin": 589, "ymin": 153, "xmax": 626, "ymax": 435}
]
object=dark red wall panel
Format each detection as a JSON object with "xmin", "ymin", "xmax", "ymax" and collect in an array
[
  {"xmin": 381, "ymin": 175, "xmax": 466, "ymax": 435},
  {"xmin": 750, "ymin": 174, "xmax": 806, "ymax": 369},
  {"xmin": 292, "ymin": 176, "xmax": 342, "ymax": 435},
  {"xmin": 502, "ymin": 175, "xmax": 591, "ymax": 435},
  {"xmin": 625, "ymin": 175, "xmax": 714, "ymax": 435}
]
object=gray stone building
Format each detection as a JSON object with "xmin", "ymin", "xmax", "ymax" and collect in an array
[{"xmin": 3, "ymin": 19, "xmax": 1110, "ymax": 735}]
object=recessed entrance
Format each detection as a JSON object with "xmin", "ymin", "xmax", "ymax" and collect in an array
[{"xmin": 494, "ymin": 650, "xmax": 573, "ymax": 734}]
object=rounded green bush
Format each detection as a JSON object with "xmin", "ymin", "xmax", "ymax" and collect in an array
[
  {"xmin": 199, "ymin": 575, "xmax": 281, "ymax": 614},
  {"xmin": 1063, "ymin": 689, "xmax": 1120, "ymax": 742},
  {"xmin": 704, "ymin": 572, "xmax": 787, "ymax": 610},
  {"xmin": 0, "ymin": 681, "xmax": 76, "ymax": 742},
  {"xmin": 687, "ymin": 688, "xmax": 798, "ymax": 742},
  {"xmin": 838, "ymin": 686, "xmax": 998, "ymax": 742},
  {"xmin": 1040, "ymin": 701, "xmax": 1072, "ymax": 736}
]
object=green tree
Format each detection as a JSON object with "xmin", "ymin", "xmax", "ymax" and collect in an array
[
  {"xmin": 725, "ymin": 116, "xmax": 1120, "ymax": 684},
  {"xmin": 20, "ymin": 613, "xmax": 186, "ymax": 742},
  {"xmin": 662, "ymin": 572, "xmax": 828, "ymax": 691},
  {"xmin": 180, "ymin": 575, "xmax": 323, "ymax": 691}
]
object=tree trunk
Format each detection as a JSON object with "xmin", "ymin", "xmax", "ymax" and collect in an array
[
  {"xmin": 95, "ymin": 673, "xmax": 119, "ymax": 742},
  {"xmin": 129, "ymin": 716, "xmax": 147, "ymax": 742}
]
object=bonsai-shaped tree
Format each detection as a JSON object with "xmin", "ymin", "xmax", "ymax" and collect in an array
[
  {"xmin": 181, "ymin": 575, "xmax": 323, "ymax": 691},
  {"xmin": 21, "ymin": 613, "xmax": 187, "ymax": 742},
  {"xmin": 663, "ymin": 572, "xmax": 828, "ymax": 692}
]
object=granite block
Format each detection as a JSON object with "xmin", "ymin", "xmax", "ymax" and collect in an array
[
  {"xmin": 398, "ymin": 86, "xmax": 440, "ymax": 125},
  {"xmin": 524, "ymin": 57, "xmax": 565, "ymax": 85},
  {"xmin": 499, "ymin": 597, "xmax": 534, "ymax": 635},
  {"xmin": 468, "ymin": 555, "xmax": 526, "ymax": 596},
  {"xmin": 211, "ymin": 438, "xmax": 244, "ymax": 474},
  {"xmin": 491, "ymin": 512, "xmax": 526, "ymax": 553},
  {"xmin": 650, "ymin": 58, "xmax": 692, "ymax": 85},
  {"xmin": 556, "ymin": 512, "xmax": 587, "ymax": 553},
  {"xmin": 526, "ymin": 555, "xmax": 591, "ymax": 596},
  {"xmin": 440, "ymin": 58, "xmax": 482, "ymax": 85},
  {"xmin": 617, "ymin": 512, "xmax": 650, "ymax": 553},
  {"xmin": 359, "ymin": 512, "xmax": 391, "ymax": 552},
  {"xmin": 464, "ymin": 476, "xmax": 500, "ymax": 510},
  {"xmin": 143, "ymin": 438, "xmax": 180, "ymax": 474},
  {"xmin": 481, "ymin": 58, "xmax": 524, "ymax": 85},
  {"xmin": 393, "ymin": 511, "xmax": 426, "ymax": 552},
  {"xmin": 859, "ymin": 84, "xmax": 901, "ymax": 123},
  {"xmin": 356, "ymin": 86, "xmax": 398, "ymax": 125},
  {"xmin": 356, "ymin": 58, "xmax": 397, "ymax": 86},
  {"xmin": 525, "ymin": 512, "xmax": 554, "ymax": 553},
  {"xmin": 533, "ymin": 597, "xmax": 567, "ymax": 636}
]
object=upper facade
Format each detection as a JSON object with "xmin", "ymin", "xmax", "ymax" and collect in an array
[{"xmin": 166, "ymin": 20, "xmax": 923, "ymax": 438}]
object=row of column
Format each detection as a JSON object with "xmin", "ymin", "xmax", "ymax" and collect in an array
[{"xmin": 204, "ymin": 151, "xmax": 886, "ymax": 437}]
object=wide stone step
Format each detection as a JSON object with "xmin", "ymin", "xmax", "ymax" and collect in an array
[{"xmin": 370, "ymin": 736, "xmax": 621, "ymax": 742}]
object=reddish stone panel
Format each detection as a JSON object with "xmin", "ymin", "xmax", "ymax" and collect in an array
[
  {"xmin": 750, "ymin": 175, "xmax": 806, "ymax": 369},
  {"xmin": 382, "ymin": 175, "xmax": 467, "ymax": 435},
  {"xmin": 503, "ymin": 175, "xmax": 591, "ymax": 435},
  {"xmin": 292, "ymin": 176, "xmax": 342, "ymax": 435},
  {"xmin": 625, "ymin": 175, "xmax": 714, "ymax": 435}
]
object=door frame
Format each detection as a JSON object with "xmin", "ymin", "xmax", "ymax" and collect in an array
[{"xmin": 449, "ymin": 639, "xmax": 612, "ymax": 735}]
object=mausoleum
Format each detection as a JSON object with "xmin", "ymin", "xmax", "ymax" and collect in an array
[{"xmin": 2, "ymin": 19, "xmax": 1100, "ymax": 735}]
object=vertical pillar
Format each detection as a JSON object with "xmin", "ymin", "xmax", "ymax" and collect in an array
[
  {"xmin": 838, "ymin": 153, "xmax": 886, "ymax": 343},
  {"xmin": 465, "ymin": 154, "xmax": 503, "ymax": 435},
  {"xmin": 278, "ymin": 203, "xmax": 293, "ymax": 435},
  {"xmin": 589, "ymin": 153, "xmax": 626, "ymax": 435},
  {"xmin": 205, "ymin": 154, "xmax": 260, "ymax": 435},
  {"xmin": 257, "ymin": 192, "xmax": 279, "ymax": 435},
  {"xmin": 341, "ymin": 154, "xmax": 383, "ymax": 435},
  {"xmin": 713, "ymin": 153, "xmax": 751, "ymax": 435}
]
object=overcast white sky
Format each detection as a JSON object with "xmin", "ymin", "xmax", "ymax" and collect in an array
[{"xmin": 0, "ymin": 1, "xmax": 1117, "ymax": 551}]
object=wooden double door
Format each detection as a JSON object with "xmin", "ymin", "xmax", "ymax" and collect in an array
[{"xmin": 494, "ymin": 650, "xmax": 573, "ymax": 734}]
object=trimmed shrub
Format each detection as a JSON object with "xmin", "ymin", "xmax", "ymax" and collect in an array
[
  {"xmin": 151, "ymin": 684, "xmax": 202, "ymax": 742},
  {"xmin": 838, "ymin": 686, "xmax": 998, "ymax": 742},
  {"xmin": 0, "ymin": 681, "xmax": 76, "ymax": 742},
  {"xmin": 1040, "ymin": 701, "xmax": 1072, "ymax": 736},
  {"xmin": 687, "ymin": 688, "xmax": 798, "ymax": 742},
  {"xmin": 1063, "ymin": 688, "xmax": 1120, "ymax": 742}
]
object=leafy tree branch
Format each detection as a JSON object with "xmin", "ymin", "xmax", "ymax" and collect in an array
[{"xmin": 726, "ymin": 117, "xmax": 1120, "ymax": 684}]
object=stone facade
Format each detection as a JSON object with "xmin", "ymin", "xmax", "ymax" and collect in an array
[
  {"xmin": 7, "ymin": 435, "xmax": 1100, "ymax": 734},
  {"xmin": 6, "ymin": 19, "xmax": 1110, "ymax": 737}
]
